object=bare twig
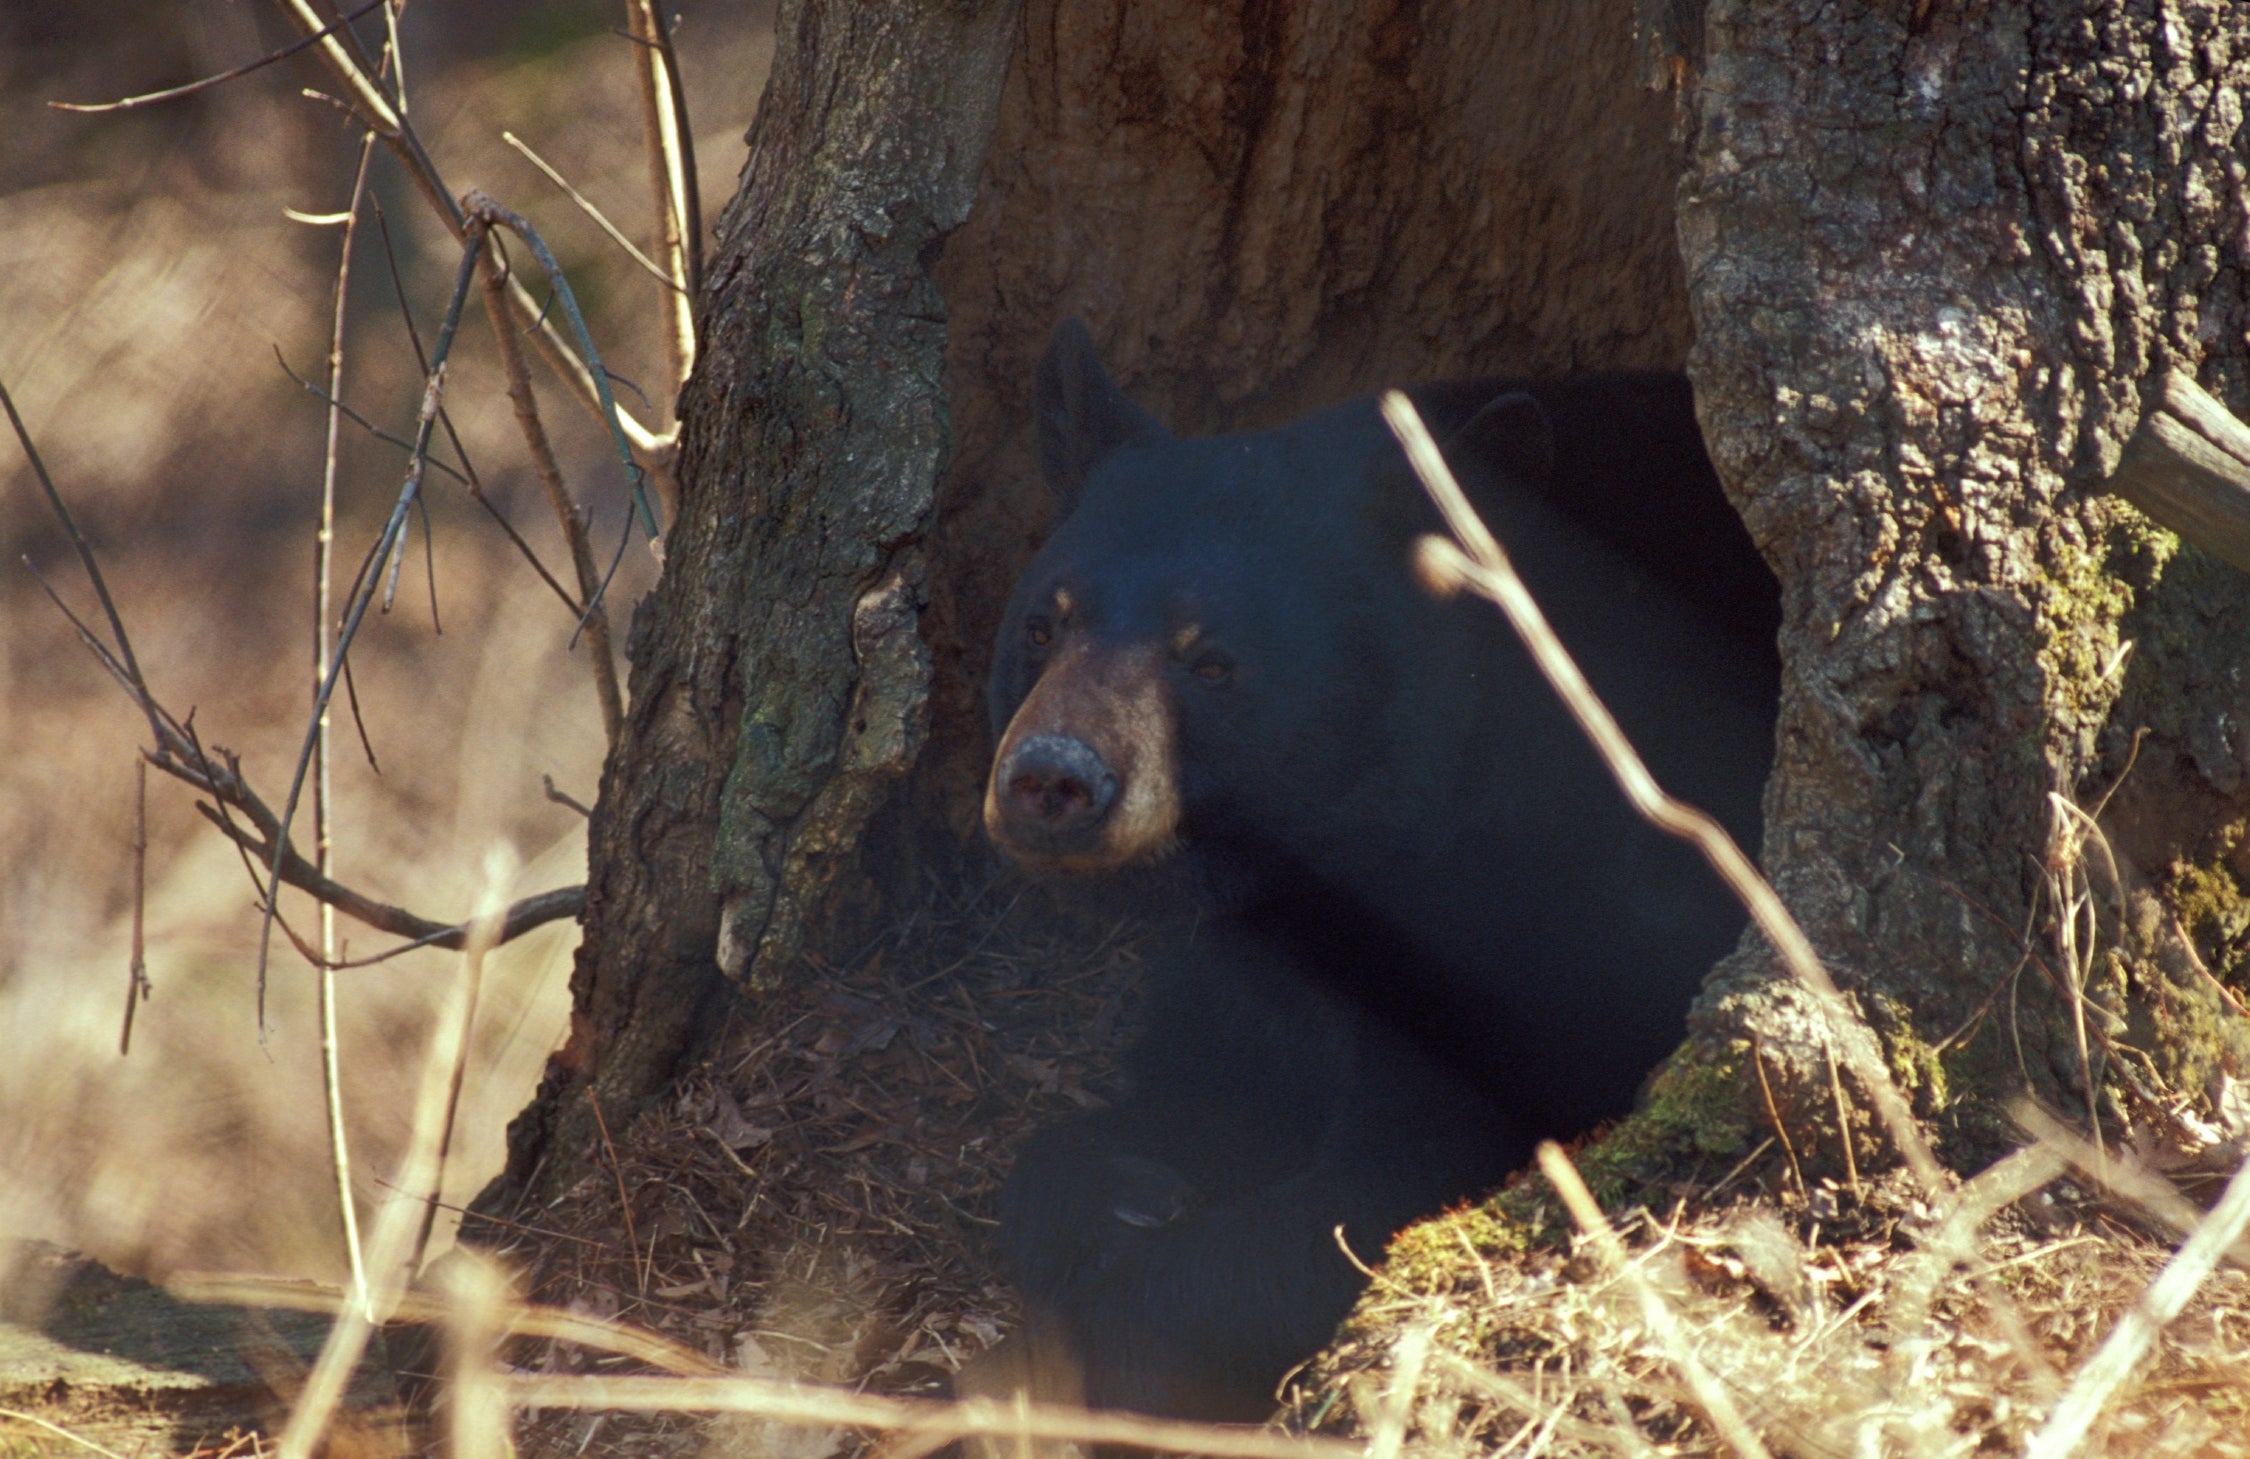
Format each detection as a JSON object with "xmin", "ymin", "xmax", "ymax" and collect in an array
[
  {"xmin": 120, "ymin": 757, "xmax": 149, "ymax": 1056},
  {"xmin": 2014, "ymin": 1102, "xmax": 2250, "ymax": 1271},
  {"xmin": 1383, "ymin": 391, "xmax": 1947, "ymax": 1197},
  {"xmin": 644, "ymin": 2, "xmax": 702, "ymax": 298},
  {"xmin": 477, "ymin": 234, "xmax": 625, "ymax": 744},
  {"xmin": 50, "ymin": 0, "xmax": 389, "ymax": 112},
  {"xmin": 253, "ymin": 227, "xmax": 488, "ymax": 1005},
  {"xmin": 192, "ymin": 796, "xmax": 581, "ymax": 953},
  {"xmin": 13, "ymin": 366, "xmax": 582, "ymax": 969},
  {"xmin": 413, "ymin": 887, "xmax": 496, "ymax": 1273},
  {"xmin": 0, "ymin": 380, "xmax": 160, "ymax": 747},
  {"xmin": 265, "ymin": 0, "xmax": 675, "ymax": 465},
  {"xmin": 278, "ymin": 852, "xmax": 514, "ymax": 1459},
  {"xmin": 272, "ymin": 344, "xmax": 586, "ymax": 616},
  {"xmin": 2173, "ymin": 912, "xmax": 2250, "ymax": 1022},
  {"xmin": 543, "ymin": 774, "xmax": 594, "ymax": 818},
  {"xmin": 440, "ymin": 1254, "xmax": 513, "ymax": 1459},
  {"xmin": 503, "ymin": 130, "xmax": 683, "ymax": 293},
  {"xmin": 589, "ymin": 1089, "xmax": 648, "ymax": 1297},
  {"xmin": 464, "ymin": 192, "xmax": 661, "ymax": 542},
  {"xmin": 0, "ymin": 1409, "xmax": 131, "ymax": 1459},
  {"xmin": 1823, "ymin": 1042, "xmax": 1862, "ymax": 1197},
  {"xmin": 1750, "ymin": 1036, "xmax": 1804, "ymax": 1195},
  {"xmin": 172, "ymin": 1271, "xmax": 724, "ymax": 1376}
]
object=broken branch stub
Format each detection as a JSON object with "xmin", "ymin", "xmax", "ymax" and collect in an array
[{"xmin": 2105, "ymin": 370, "xmax": 2250, "ymax": 573}]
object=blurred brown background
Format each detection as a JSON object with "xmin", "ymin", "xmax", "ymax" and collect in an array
[{"xmin": 0, "ymin": 0, "xmax": 771, "ymax": 1282}]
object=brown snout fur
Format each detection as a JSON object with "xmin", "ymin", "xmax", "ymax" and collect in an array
[{"xmin": 984, "ymin": 638, "xmax": 1181, "ymax": 874}]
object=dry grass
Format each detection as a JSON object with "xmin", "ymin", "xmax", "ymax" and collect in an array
[
  {"xmin": 1304, "ymin": 1151, "xmax": 2250, "ymax": 1458},
  {"xmin": 0, "ymin": 2, "xmax": 768, "ymax": 1286}
]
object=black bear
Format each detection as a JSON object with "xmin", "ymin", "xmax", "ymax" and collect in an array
[{"xmin": 978, "ymin": 319, "xmax": 1781, "ymax": 1421}]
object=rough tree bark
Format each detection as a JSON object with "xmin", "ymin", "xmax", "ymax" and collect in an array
[
  {"xmin": 1679, "ymin": 0, "xmax": 2250, "ymax": 1174},
  {"xmin": 496, "ymin": 0, "xmax": 1023, "ymax": 1197}
]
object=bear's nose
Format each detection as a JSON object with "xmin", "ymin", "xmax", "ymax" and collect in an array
[{"xmin": 997, "ymin": 734, "xmax": 1118, "ymax": 840}]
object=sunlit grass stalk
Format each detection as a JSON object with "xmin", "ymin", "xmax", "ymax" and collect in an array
[
  {"xmin": 277, "ymin": 849, "xmax": 515, "ymax": 1459},
  {"xmin": 315, "ymin": 127, "xmax": 380, "ymax": 1324}
]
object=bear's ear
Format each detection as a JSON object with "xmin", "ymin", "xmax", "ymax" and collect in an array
[
  {"xmin": 1034, "ymin": 317, "xmax": 1168, "ymax": 511},
  {"xmin": 1449, "ymin": 389, "xmax": 1555, "ymax": 488}
]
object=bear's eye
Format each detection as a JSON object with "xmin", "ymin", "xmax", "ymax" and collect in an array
[
  {"xmin": 1189, "ymin": 651, "xmax": 1234, "ymax": 684},
  {"xmin": 1025, "ymin": 617, "xmax": 1052, "ymax": 651}
]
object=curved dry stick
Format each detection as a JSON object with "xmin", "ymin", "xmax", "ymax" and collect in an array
[
  {"xmin": 193, "ymin": 800, "xmax": 584, "ymax": 957},
  {"xmin": 625, "ymin": 0, "xmax": 696, "ymax": 390},
  {"xmin": 643, "ymin": 0, "xmax": 703, "ymax": 299},
  {"xmin": 2023, "ymin": 1145, "xmax": 2250, "ymax": 1457},
  {"xmin": 313, "ymin": 123, "xmax": 380, "ymax": 1320},
  {"xmin": 1381, "ymin": 391, "xmax": 1946, "ymax": 1197}
]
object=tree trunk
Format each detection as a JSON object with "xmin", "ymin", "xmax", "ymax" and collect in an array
[
  {"xmin": 501, "ymin": 0, "xmax": 2250, "ymax": 1240},
  {"xmin": 499, "ymin": 0, "xmax": 1699, "ymax": 1201},
  {"xmin": 1677, "ymin": 0, "xmax": 2250, "ymax": 1175},
  {"xmin": 496, "ymin": 0, "xmax": 1024, "ymax": 1199}
]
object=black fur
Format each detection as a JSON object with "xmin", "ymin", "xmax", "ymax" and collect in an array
[{"xmin": 983, "ymin": 322, "xmax": 1781, "ymax": 1420}]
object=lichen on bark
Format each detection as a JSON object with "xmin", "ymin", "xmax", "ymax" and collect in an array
[
  {"xmin": 1670, "ymin": 0, "xmax": 2250, "ymax": 1174},
  {"xmin": 497, "ymin": 0, "xmax": 1024, "ymax": 1199}
]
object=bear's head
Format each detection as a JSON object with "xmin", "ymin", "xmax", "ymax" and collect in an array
[{"xmin": 982, "ymin": 320, "xmax": 1551, "ymax": 879}]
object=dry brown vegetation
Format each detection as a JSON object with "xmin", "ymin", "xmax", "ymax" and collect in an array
[
  {"xmin": 0, "ymin": 0, "xmax": 760, "ymax": 1309},
  {"xmin": 8, "ymin": 5, "xmax": 2250, "ymax": 1458}
]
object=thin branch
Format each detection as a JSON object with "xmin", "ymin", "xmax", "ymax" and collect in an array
[
  {"xmin": 542, "ymin": 774, "xmax": 593, "ymax": 818},
  {"xmin": 49, "ymin": 0, "xmax": 389, "ymax": 113},
  {"xmin": 644, "ymin": 0, "xmax": 703, "ymax": 299},
  {"xmin": 503, "ymin": 130, "xmax": 684, "ymax": 293},
  {"xmin": 275, "ymin": 348, "xmax": 466, "ymax": 484},
  {"xmin": 254, "ymin": 227, "xmax": 487, "ymax": 1003},
  {"xmin": 477, "ymin": 235, "xmax": 625, "ymax": 744},
  {"xmin": 265, "ymin": 0, "xmax": 675, "ymax": 465},
  {"xmin": 1, "ymin": 380, "xmax": 161, "ymax": 746},
  {"xmin": 0, "ymin": 1409, "xmax": 131, "ymax": 1459},
  {"xmin": 120, "ymin": 758, "xmax": 150, "ymax": 1056},
  {"xmin": 625, "ymin": 0, "xmax": 697, "ymax": 390},
  {"xmin": 2024, "ymin": 1146, "xmax": 2250, "ymax": 1457},
  {"xmin": 273, "ymin": 343, "xmax": 586, "ymax": 616},
  {"xmin": 172, "ymin": 1272, "xmax": 722, "ymax": 1376},
  {"xmin": 11, "ymin": 398, "xmax": 579, "ymax": 968},
  {"xmin": 194, "ymin": 798, "xmax": 581, "ymax": 954},
  {"xmin": 464, "ymin": 192, "xmax": 662, "ymax": 542},
  {"xmin": 277, "ymin": 862, "xmax": 510, "ymax": 1459},
  {"xmin": 1538, "ymin": 1142, "xmax": 1774, "ymax": 1459},
  {"xmin": 315, "ymin": 129, "xmax": 378, "ymax": 1319},
  {"xmin": 1383, "ymin": 391, "xmax": 1948, "ymax": 1196}
]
